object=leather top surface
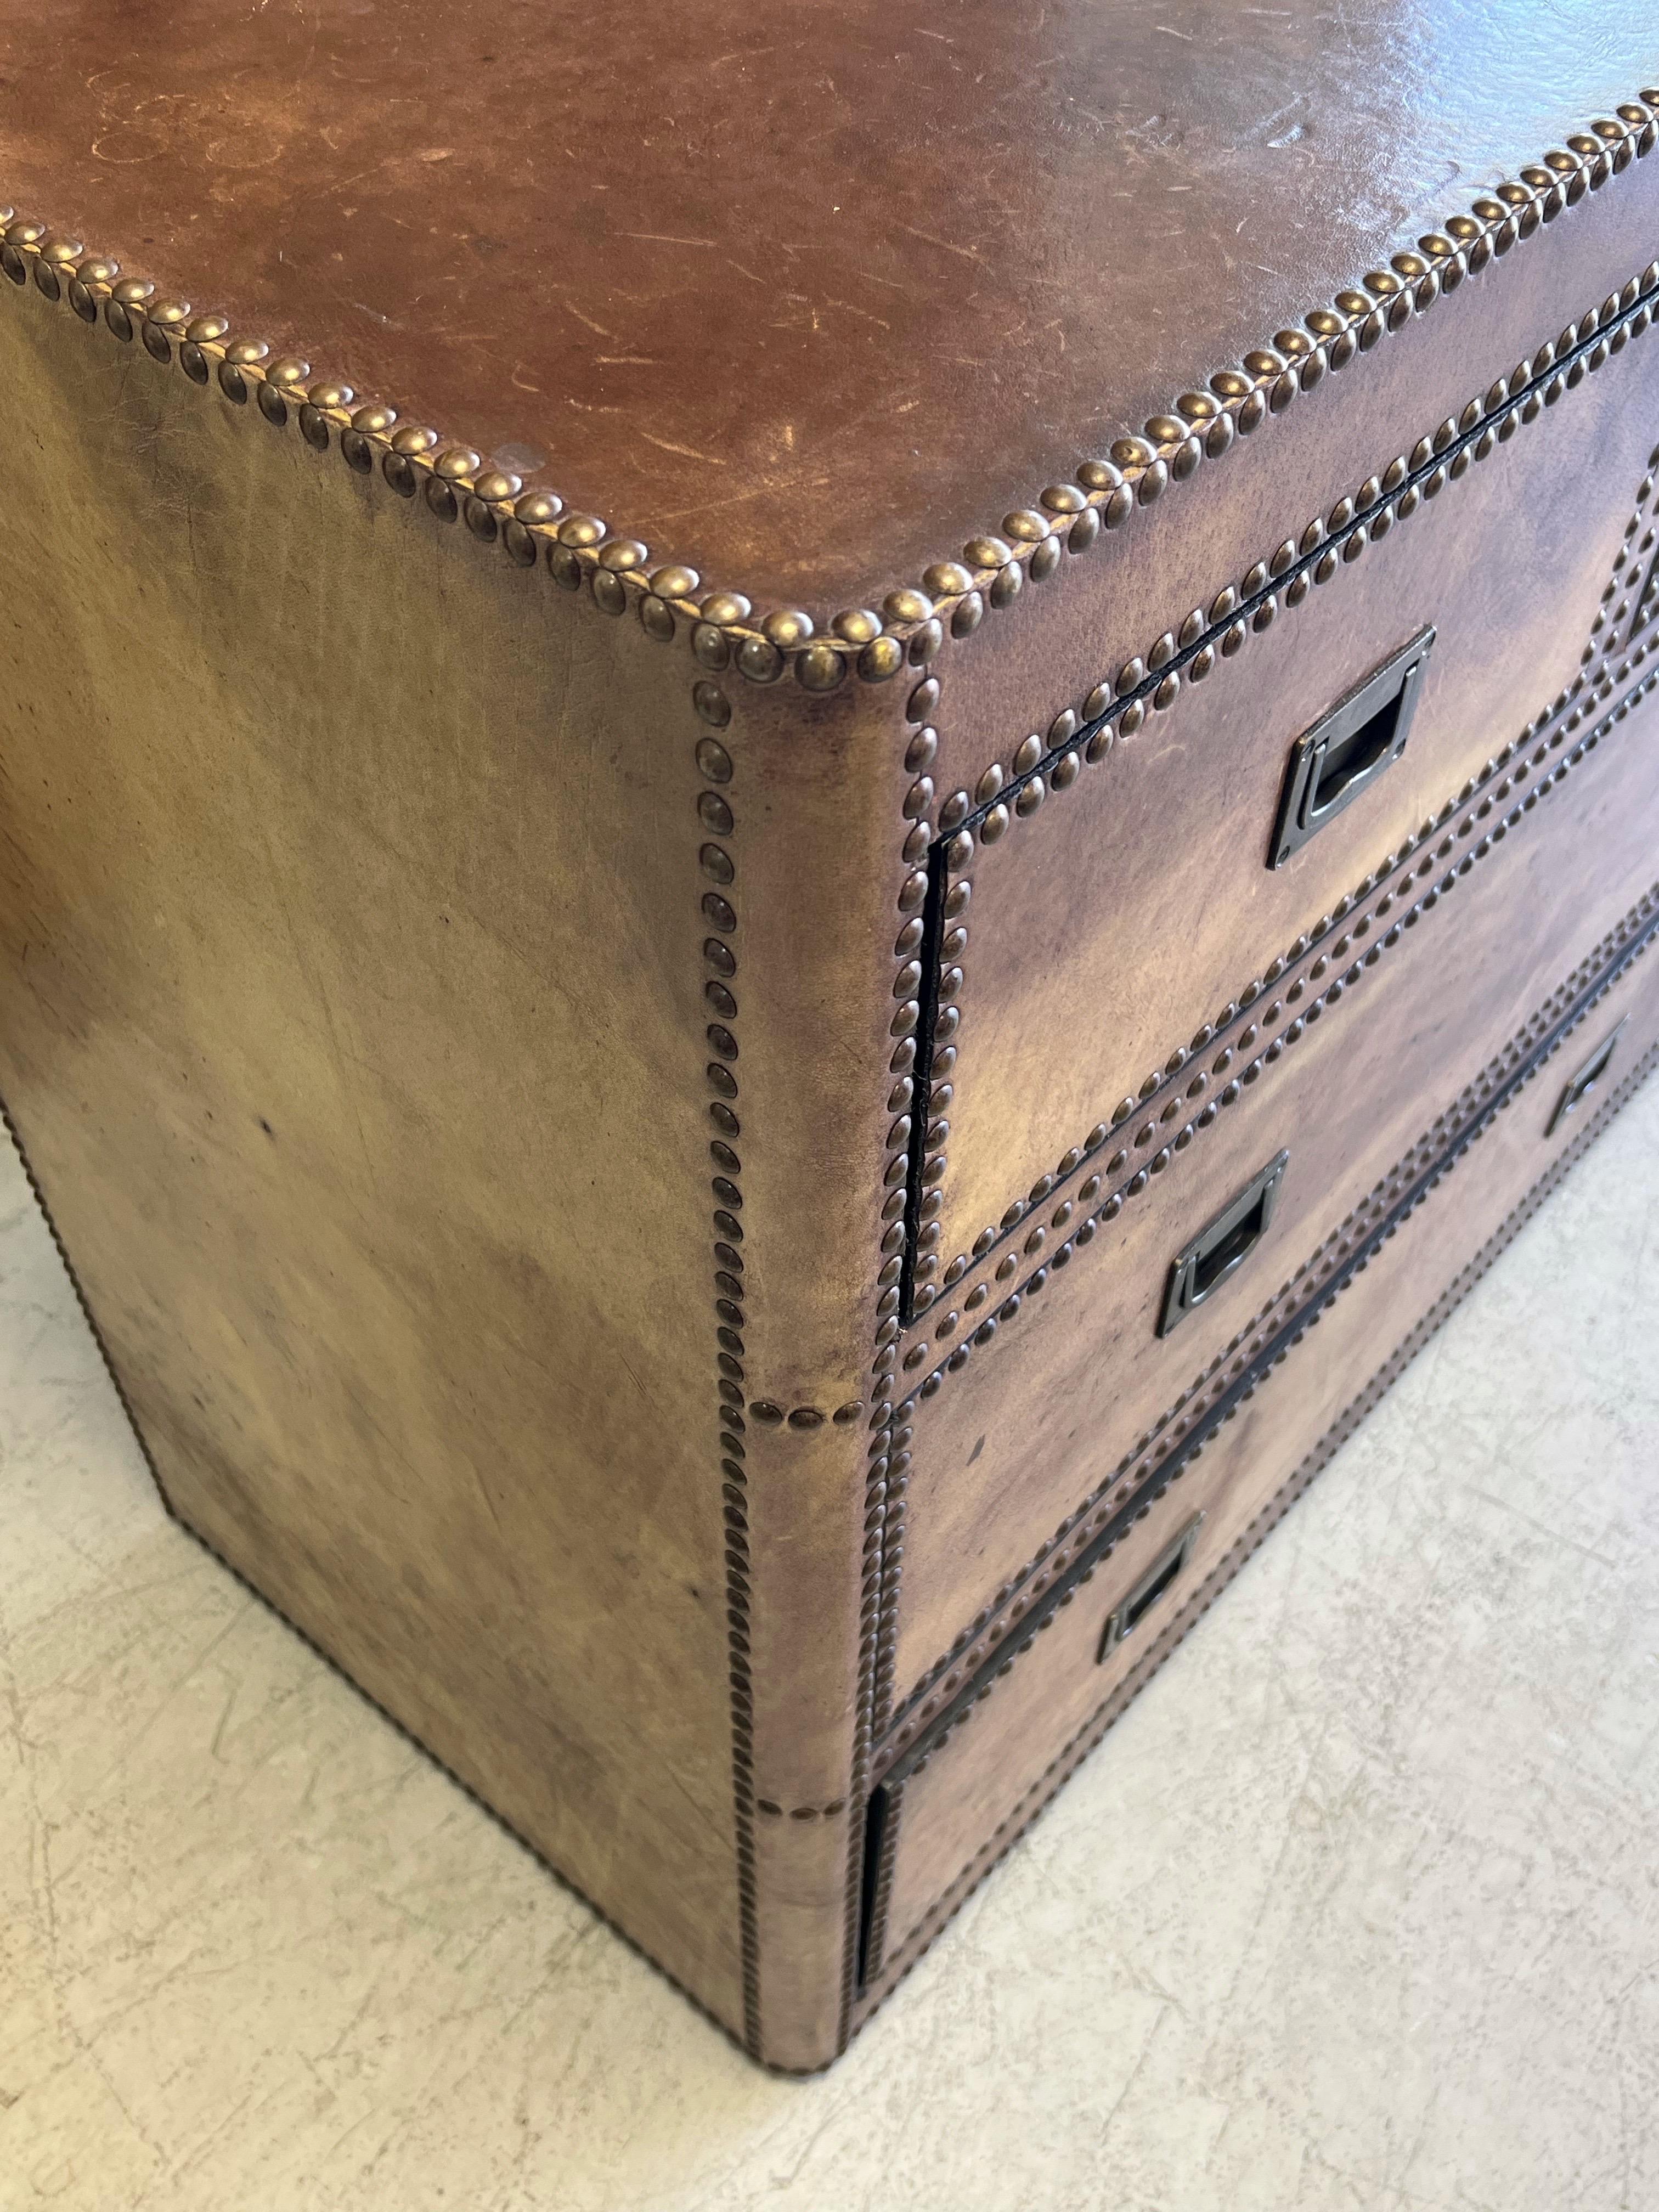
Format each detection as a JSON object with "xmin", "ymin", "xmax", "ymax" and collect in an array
[{"xmin": 2, "ymin": 1, "xmax": 1654, "ymax": 611}]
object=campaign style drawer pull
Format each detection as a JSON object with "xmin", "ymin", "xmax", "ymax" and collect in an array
[
  {"xmin": 1158, "ymin": 1150, "xmax": 1289, "ymax": 1338},
  {"xmin": 1269, "ymin": 627, "xmax": 1435, "ymax": 867},
  {"xmin": 1098, "ymin": 1514, "xmax": 1206, "ymax": 1662},
  {"xmin": 1548, "ymin": 1017, "xmax": 1626, "ymax": 1135}
]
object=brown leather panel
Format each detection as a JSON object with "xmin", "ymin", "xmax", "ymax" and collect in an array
[
  {"xmin": 871, "ymin": 922, "xmax": 1659, "ymax": 1968},
  {"xmin": 932, "ymin": 325, "xmax": 1659, "ymax": 1271},
  {"xmin": 891, "ymin": 673, "xmax": 1659, "ymax": 1703},
  {"xmin": 856, "ymin": 1015, "xmax": 1659, "ymax": 2023},
  {"xmin": 0, "ymin": 289, "xmax": 748, "ymax": 2022},
  {"xmin": 0, "ymin": 7, "xmax": 1654, "ymax": 607}
]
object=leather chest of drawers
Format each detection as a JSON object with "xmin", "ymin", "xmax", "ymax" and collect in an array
[{"xmin": 1, "ymin": 4, "xmax": 1657, "ymax": 2071}]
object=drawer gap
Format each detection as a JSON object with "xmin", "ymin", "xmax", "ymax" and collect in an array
[
  {"xmin": 855, "ymin": 1781, "xmax": 894, "ymax": 1989},
  {"xmin": 898, "ymin": 836, "xmax": 952, "ymax": 1324}
]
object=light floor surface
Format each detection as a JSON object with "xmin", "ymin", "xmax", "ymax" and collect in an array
[{"xmin": 2, "ymin": 1085, "xmax": 1657, "ymax": 2212}]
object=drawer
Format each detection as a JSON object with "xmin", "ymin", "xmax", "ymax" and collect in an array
[
  {"xmin": 859, "ymin": 913, "xmax": 1659, "ymax": 1995},
  {"xmin": 910, "ymin": 295, "xmax": 1659, "ymax": 1301},
  {"xmin": 884, "ymin": 663, "xmax": 1659, "ymax": 1705}
]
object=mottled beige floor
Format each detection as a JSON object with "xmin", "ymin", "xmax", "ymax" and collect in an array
[{"xmin": 3, "ymin": 1086, "xmax": 1657, "ymax": 2212}]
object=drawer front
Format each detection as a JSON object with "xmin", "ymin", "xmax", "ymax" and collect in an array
[
  {"xmin": 885, "ymin": 663, "xmax": 1659, "ymax": 1704},
  {"xmin": 911, "ymin": 292, "xmax": 1659, "ymax": 1299},
  {"xmin": 861, "ymin": 919, "xmax": 1659, "ymax": 1990}
]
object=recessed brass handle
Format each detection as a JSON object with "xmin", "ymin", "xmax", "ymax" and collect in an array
[
  {"xmin": 1269, "ymin": 628, "xmax": 1435, "ymax": 867},
  {"xmin": 1548, "ymin": 1017, "xmax": 1626, "ymax": 1135},
  {"xmin": 1097, "ymin": 1514, "xmax": 1205, "ymax": 1662},
  {"xmin": 1159, "ymin": 1151, "xmax": 1289, "ymax": 1337}
]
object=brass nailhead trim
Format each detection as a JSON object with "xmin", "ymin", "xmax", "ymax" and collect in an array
[
  {"xmin": 2, "ymin": 98, "xmax": 1655, "ymax": 693},
  {"xmin": 687, "ymin": 710, "xmax": 764, "ymax": 2057}
]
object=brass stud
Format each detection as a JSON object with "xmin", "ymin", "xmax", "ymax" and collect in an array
[
  {"xmin": 501, "ymin": 521, "xmax": 538, "ymax": 567},
  {"xmin": 737, "ymin": 636, "xmax": 783, "ymax": 684},
  {"xmin": 980, "ymin": 803, "xmax": 1011, "ymax": 843},
  {"xmin": 963, "ymin": 536, "xmax": 1012, "ymax": 571},
  {"xmin": 267, "ymin": 356, "xmax": 310, "ymax": 385},
  {"xmin": 923, "ymin": 562, "xmax": 974, "ymax": 598},
  {"xmin": 349, "ymin": 403, "xmax": 397, "ymax": 435},
  {"xmin": 515, "ymin": 490, "xmax": 563, "ymax": 526},
  {"xmin": 883, "ymin": 587, "xmax": 934, "ymax": 625},
  {"xmin": 591, "ymin": 567, "xmax": 627, "ymax": 614},
  {"xmin": 831, "ymin": 607, "xmax": 882, "ymax": 644},
  {"xmin": 381, "ymin": 452, "xmax": 417, "ymax": 496},
  {"xmin": 908, "ymin": 676, "xmax": 940, "ymax": 723},
  {"xmin": 298, "ymin": 406, "xmax": 331, "ymax": 452},
  {"xmin": 217, "ymin": 362, "xmax": 249, "ymax": 403},
  {"xmin": 798, "ymin": 642, "xmax": 847, "ymax": 691},
  {"xmin": 390, "ymin": 423, "xmax": 438, "ymax": 455},
  {"xmin": 1002, "ymin": 509, "xmax": 1048, "ymax": 541},
  {"xmin": 640, "ymin": 595, "xmax": 676, "ymax": 642},
  {"xmin": 256, "ymin": 381, "xmax": 288, "ymax": 426},
  {"xmin": 185, "ymin": 313, "xmax": 232, "ymax": 344},
  {"xmin": 693, "ymin": 683, "xmax": 732, "ymax": 730},
  {"xmin": 762, "ymin": 607, "xmax": 814, "ymax": 647},
  {"xmin": 476, "ymin": 470, "xmax": 526, "ymax": 506},
  {"xmin": 702, "ymin": 590, "xmax": 753, "ymax": 626},
  {"xmin": 859, "ymin": 636, "xmax": 905, "ymax": 681}
]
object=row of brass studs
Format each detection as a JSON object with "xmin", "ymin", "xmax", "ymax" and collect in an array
[
  {"xmin": 918, "ymin": 279, "xmax": 1659, "ymax": 1302},
  {"xmin": 884, "ymin": 710, "xmax": 1659, "ymax": 1744},
  {"xmin": 3, "ymin": 103, "xmax": 1655, "ymax": 692},
  {"xmin": 693, "ymin": 724, "xmax": 765, "ymax": 2056}
]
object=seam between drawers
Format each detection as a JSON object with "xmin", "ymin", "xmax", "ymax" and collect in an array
[
  {"xmin": 856, "ymin": 1034, "xmax": 1659, "ymax": 2005},
  {"xmin": 883, "ymin": 879, "xmax": 1659, "ymax": 1754},
  {"xmin": 914, "ymin": 403, "xmax": 1659, "ymax": 1315}
]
